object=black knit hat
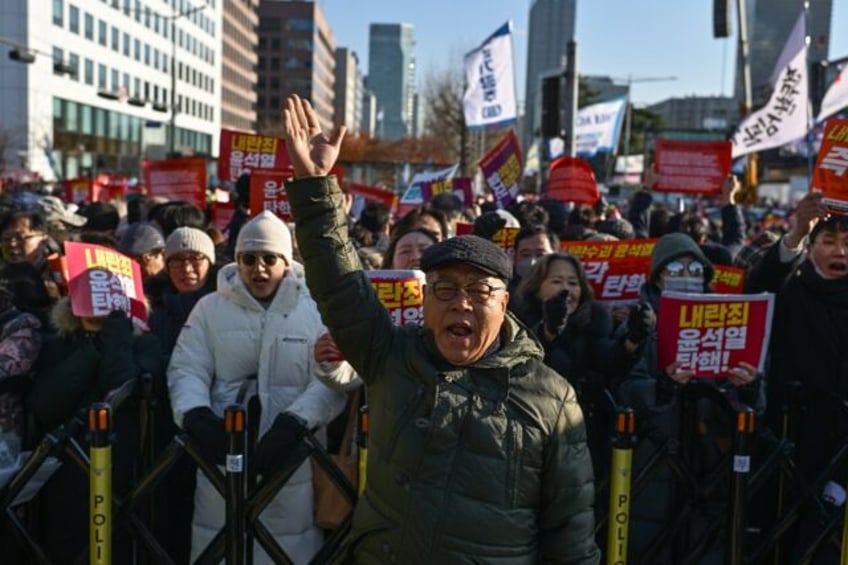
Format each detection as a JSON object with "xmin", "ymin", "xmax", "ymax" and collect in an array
[{"xmin": 419, "ymin": 235, "xmax": 512, "ymax": 281}]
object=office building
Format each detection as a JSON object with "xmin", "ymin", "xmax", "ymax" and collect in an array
[
  {"xmin": 524, "ymin": 0, "xmax": 577, "ymax": 149},
  {"xmin": 361, "ymin": 87, "xmax": 377, "ymax": 138},
  {"xmin": 221, "ymin": 0, "xmax": 259, "ymax": 133},
  {"xmin": 256, "ymin": 0, "xmax": 335, "ymax": 135},
  {"xmin": 334, "ymin": 47, "xmax": 363, "ymax": 135},
  {"xmin": 0, "ymin": 0, "xmax": 222, "ymax": 180},
  {"xmin": 368, "ymin": 23, "xmax": 414, "ymax": 140},
  {"xmin": 648, "ymin": 96, "xmax": 739, "ymax": 132}
]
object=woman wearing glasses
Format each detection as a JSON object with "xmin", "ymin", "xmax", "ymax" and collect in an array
[
  {"xmin": 613, "ymin": 232, "xmax": 759, "ymax": 562},
  {"xmin": 167, "ymin": 210, "xmax": 347, "ymax": 564}
]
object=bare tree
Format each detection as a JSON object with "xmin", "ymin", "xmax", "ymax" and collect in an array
[{"xmin": 421, "ymin": 64, "xmax": 469, "ymax": 173}]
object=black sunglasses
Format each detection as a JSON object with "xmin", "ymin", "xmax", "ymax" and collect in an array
[{"xmin": 239, "ymin": 253, "xmax": 284, "ymax": 267}]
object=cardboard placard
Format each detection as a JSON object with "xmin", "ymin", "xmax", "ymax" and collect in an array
[
  {"xmin": 142, "ymin": 158, "xmax": 207, "ymax": 209},
  {"xmin": 652, "ymin": 139, "xmax": 732, "ymax": 195},
  {"xmin": 365, "ymin": 270, "xmax": 426, "ymax": 326},
  {"xmin": 812, "ymin": 118, "xmax": 848, "ymax": 214}
]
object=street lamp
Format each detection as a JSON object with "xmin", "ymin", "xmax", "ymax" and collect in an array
[
  {"xmin": 612, "ymin": 75, "xmax": 677, "ymax": 157},
  {"xmin": 168, "ymin": 5, "xmax": 207, "ymax": 158}
]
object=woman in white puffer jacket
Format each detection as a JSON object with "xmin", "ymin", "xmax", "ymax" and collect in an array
[{"xmin": 168, "ymin": 210, "xmax": 348, "ymax": 564}]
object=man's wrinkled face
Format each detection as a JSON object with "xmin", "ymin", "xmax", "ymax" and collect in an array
[
  {"xmin": 423, "ymin": 264, "xmax": 509, "ymax": 366},
  {"xmin": 809, "ymin": 228, "xmax": 848, "ymax": 279},
  {"xmin": 1, "ymin": 217, "xmax": 47, "ymax": 265}
]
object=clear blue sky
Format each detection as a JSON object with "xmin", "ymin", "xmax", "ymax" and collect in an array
[{"xmin": 318, "ymin": 0, "xmax": 848, "ymax": 108}]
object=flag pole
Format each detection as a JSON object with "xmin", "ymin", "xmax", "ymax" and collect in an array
[
  {"xmin": 735, "ymin": 0, "xmax": 757, "ymax": 200},
  {"xmin": 803, "ymin": 0, "xmax": 814, "ymax": 182}
]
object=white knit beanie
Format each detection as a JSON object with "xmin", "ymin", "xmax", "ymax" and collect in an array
[
  {"xmin": 235, "ymin": 210, "xmax": 293, "ymax": 265},
  {"xmin": 165, "ymin": 227, "xmax": 216, "ymax": 263}
]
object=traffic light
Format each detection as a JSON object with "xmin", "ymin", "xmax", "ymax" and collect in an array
[
  {"xmin": 9, "ymin": 49, "xmax": 36, "ymax": 64},
  {"xmin": 541, "ymin": 74, "xmax": 562, "ymax": 138},
  {"xmin": 713, "ymin": 0, "xmax": 731, "ymax": 38}
]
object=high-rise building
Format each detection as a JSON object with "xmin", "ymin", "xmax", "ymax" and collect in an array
[
  {"xmin": 361, "ymin": 88, "xmax": 377, "ymax": 138},
  {"xmin": 334, "ymin": 47, "xmax": 363, "ymax": 135},
  {"xmin": 367, "ymin": 23, "xmax": 414, "ymax": 140},
  {"xmin": 0, "ymin": 0, "xmax": 222, "ymax": 180},
  {"xmin": 256, "ymin": 0, "xmax": 335, "ymax": 135},
  {"xmin": 737, "ymin": 0, "xmax": 833, "ymax": 104},
  {"xmin": 221, "ymin": 0, "xmax": 259, "ymax": 133},
  {"xmin": 524, "ymin": 0, "xmax": 577, "ymax": 150}
]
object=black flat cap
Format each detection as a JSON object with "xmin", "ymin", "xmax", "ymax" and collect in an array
[{"xmin": 419, "ymin": 235, "xmax": 512, "ymax": 281}]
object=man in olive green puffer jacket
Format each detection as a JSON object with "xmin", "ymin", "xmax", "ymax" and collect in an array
[{"xmin": 282, "ymin": 94, "xmax": 600, "ymax": 565}]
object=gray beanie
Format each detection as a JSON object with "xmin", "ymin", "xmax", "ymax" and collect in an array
[
  {"xmin": 120, "ymin": 223, "xmax": 165, "ymax": 257},
  {"xmin": 235, "ymin": 211, "xmax": 293, "ymax": 265},
  {"xmin": 165, "ymin": 227, "xmax": 216, "ymax": 263}
]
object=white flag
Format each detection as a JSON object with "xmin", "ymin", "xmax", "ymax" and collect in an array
[
  {"xmin": 463, "ymin": 22, "xmax": 518, "ymax": 129},
  {"xmin": 575, "ymin": 96, "xmax": 627, "ymax": 157},
  {"xmin": 731, "ymin": 13, "xmax": 808, "ymax": 158},
  {"xmin": 817, "ymin": 64, "xmax": 848, "ymax": 122}
]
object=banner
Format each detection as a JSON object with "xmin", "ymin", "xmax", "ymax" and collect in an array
[
  {"xmin": 64, "ymin": 178, "xmax": 92, "ymax": 204},
  {"xmin": 91, "ymin": 175, "xmax": 128, "ymax": 203},
  {"xmin": 347, "ymin": 183, "xmax": 398, "ymax": 211},
  {"xmin": 561, "ymin": 240, "xmax": 656, "ymax": 304},
  {"xmin": 462, "ymin": 21, "xmax": 517, "ymax": 129},
  {"xmin": 730, "ymin": 12, "xmax": 808, "ymax": 158},
  {"xmin": 612, "ymin": 155, "xmax": 644, "ymax": 186},
  {"xmin": 142, "ymin": 158, "xmax": 207, "ymax": 209},
  {"xmin": 365, "ymin": 270, "xmax": 426, "ymax": 326},
  {"xmin": 812, "ymin": 118, "xmax": 848, "ymax": 214},
  {"xmin": 64, "ymin": 242, "xmax": 147, "ymax": 327},
  {"xmin": 575, "ymin": 96, "xmax": 627, "ymax": 158},
  {"xmin": 653, "ymin": 139, "xmax": 732, "ymax": 194},
  {"xmin": 547, "ymin": 156, "xmax": 599, "ymax": 205},
  {"xmin": 250, "ymin": 170, "xmax": 293, "ymax": 221},
  {"xmin": 218, "ymin": 129, "xmax": 291, "ymax": 183},
  {"xmin": 711, "ymin": 265, "xmax": 746, "ymax": 294},
  {"xmin": 420, "ymin": 177, "xmax": 473, "ymax": 206},
  {"xmin": 817, "ymin": 64, "xmax": 848, "ymax": 123},
  {"xmin": 657, "ymin": 292, "xmax": 775, "ymax": 378},
  {"xmin": 479, "ymin": 130, "xmax": 523, "ymax": 209}
]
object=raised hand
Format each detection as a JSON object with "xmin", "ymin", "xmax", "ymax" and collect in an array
[
  {"xmin": 785, "ymin": 190, "xmax": 828, "ymax": 249},
  {"xmin": 282, "ymin": 94, "xmax": 346, "ymax": 179}
]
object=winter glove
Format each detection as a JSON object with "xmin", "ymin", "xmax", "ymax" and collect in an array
[
  {"xmin": 473, "ymin": 212, "xmax": 507, "ymax": 241},
  {"xmin": 626, "ymin": 302, "xmax": 656, "ymax": 345},
  {"xmin": 183, "ymin": 406, "xmax": 227, "ymax": 466},
  {"xmin": 543, "ymin": 290, "xmax": 569, "ymax": 337},
  {"xmin": 253, "ymin": 413, "xmax": 308, "ymax": 478}
]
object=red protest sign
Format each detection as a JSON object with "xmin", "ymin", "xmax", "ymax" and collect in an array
[
  {"xmin": 652, "ymin": 139, "xmax": 732, "ymax": 195},
  {"xmin": 711, "ymin": 265, "xmax": 746, "ymax": 294},
  {"xmin": 455, "ymin": 222, "xmax": 473, "ymax": 236},
  {"xmin": 657, "ymin": 292, "xmax": 774, "ymax": 378},
  {"xmin": 65, "ymin": 242, "xmax": 148, "ymax": 327},
  {"xmin": 142, "ymin": 158, "xmax": 207, "ymax": 209},
  {"xmin": 479, "ymin": 130, "xmax": 523, "ymax": 209},
  {"xmin": 249, "ymin": 170, "xmax": 293, "ymax": 221},
  {"xmin": 561, "ymin": 239, "xmax": 656, "ymax": 304},
  {"xmin": 420, "ymin": 177, "xmax": 474, "ymax": 206},
  {"xmin": 347, "ymin": 183, "xmax": 398, "ymax": 211},
  {"xmin": 64, "ymin": 178, "xmax": 92, "ymax": 205},
  {"xmin": 547, "ymin": 156, "xmax": 599, "ymax": 205},
  {"xmin": 218, "ymin": 129, "xmax": 291, "ymax": 183},
  {"xmin": 210, "ymin": 200, "xmax": 236, "ymax": 233},
  {"xmin": 365, "ymin": 270, "xmax": 426, "ymax": 326},
  {"xmin": 91, "ymin": 174, "xmax": 128, "ymax": 202},
  {"xmin": 812, "ymin": 118, "xmax": 848, "ymax": 214}
]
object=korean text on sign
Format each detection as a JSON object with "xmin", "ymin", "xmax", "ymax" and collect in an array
[
  {"xmin": 656, "ymin": 292, "xmax": 775, "ymax": 379},
  {"xmin": 561, "ymin": 239, "xmax": 656, "ymax": 304},
  {"xmin": 366, "ymin": 270, "xmax": 427, "ymax": 327}
]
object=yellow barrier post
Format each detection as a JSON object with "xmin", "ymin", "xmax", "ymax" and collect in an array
[
  {"xmin": 607, "ymin": 409, "xmax": 635, "ymax": 565},
  {"xmin": 357, "ymin": 404, "xmax": 369, "ymax": 495},
  {"xmin": 89, "ymin": 403, "xmax": 112, "ymax": 565}
]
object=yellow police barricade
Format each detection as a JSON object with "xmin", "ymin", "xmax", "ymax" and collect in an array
[
  {"xmin": 607, "ymin": 408, "xmax": 635, "ymax": 565},
  {"xmin": 89, "ymin": 403, "xmax": 112, "ymax": 565}
]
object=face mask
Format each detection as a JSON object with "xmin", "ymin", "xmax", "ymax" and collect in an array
[
  {"xmin": 663, "ymin": 276, "xmax": 704, "ymax": 294},
  {"xmin": 514, "ymin": 257, "xmax": 537, "ymax": 278}
]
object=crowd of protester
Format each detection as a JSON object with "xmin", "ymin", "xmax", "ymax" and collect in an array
[{"xmin": 0, "ymin": 142, "xmax": 840, "ymax": 563}]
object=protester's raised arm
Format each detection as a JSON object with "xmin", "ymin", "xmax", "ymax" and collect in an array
[{"xmin": 282, "ymin": 95, "xmax": 346, "ymax": 179}]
